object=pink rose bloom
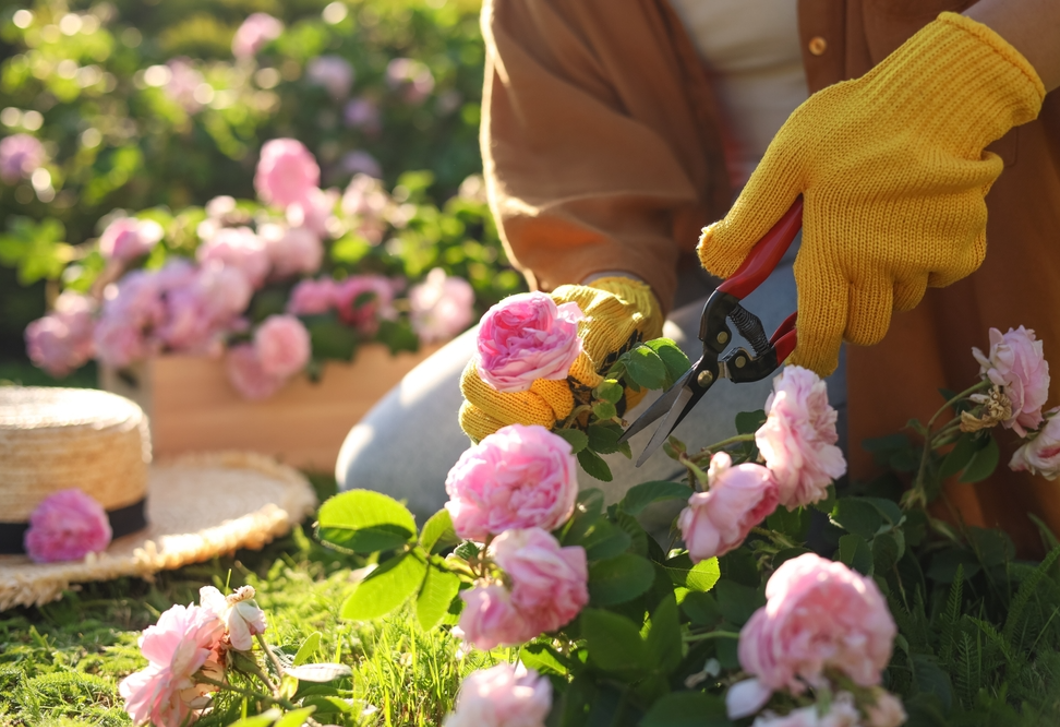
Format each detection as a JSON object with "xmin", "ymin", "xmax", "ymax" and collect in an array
[
  {"xmin": 476, "ymin": 292, "xmax": 585, "ymax": 393},
  {"xmin": 164, "ymin": 58, "xmax": 205, "ymax": 114},
  {"xmin": 344, "ymin": 97, "xmax": 382, "ymax": 134},
  {"xmin": 457, "ymin": 585, "xmax": 537, "ymax": 651},
  {"xmin": 287, "ymin": 277, "xmax": 337, "ymax": 316},
  {"xmin": 410, "ymin": 268, "xmax": 475, "ymax": 343},
  {"xmin": 679, "ymin": 452, "xmax": 779, "ymax": 562},
  {"xmin": 255, "ymin": 138, "xmax": 320, "ymax": 209},
  {"xmin": 756, "ymin": 366, "xmax": 846, "ymax": 509},
  {"xmin": 1009, "ymin": 407, "xmax": 1060, "ymax": 479},
  {"xmin": 94, "ymin": 318, "xmax": 149, "ymax": 369},
  {"xmin": 253, "ymin": 314, "xmax": 311, "ymax": 378},
  {"xmin": 0, "ymin": 133, "xmax": 45, "ymax": 183},
  {"xmin": 260, "ymin": 223, "xmax": 324, "ymax": 278},
  {"xmin": 972, "ymin": 326, "xmax": 1050, "ymax": 437},
  {"xmin": 444, "ymin": 664, "xmax": 551, "ymax": 727},
  {"xmin": 865, "ymin": 690, "xmax": 906, "ymax": 727},
  {"xmin": 727, "ymin": 678, "xmax": 775, "ymax": 720},
  {"xmin": 23, "ymin": 489, "xmax": 112, "ymax": 563},
  {"xmin": 285, "ymin": 187, "xmax": 338, "ymax": 238},
  {"xmin": 99, "ymin": 217, "xmax": 164, "ymax": 262},
  {"xmin": 94, "ymin": 269, "xmax": 172, "ymax": 367},
  {"xmin": 739, "ymin": 553, "xmax": 895, "ymax": 694},
  {"xmin": 197, "ymin": 226, "xmax": 270, "ymax": 288},
  {"xmin": 232, "ymin": 12, "xmax": 283, "ymax": 59},
  {"xmin": 445, "ymin": 424, "xmax": 578, "ymax": 540},
  {"xmin": 199, "ymin": 585, "xmax": 267, "ymax": 652},
  {"xmin": 341, "ymin": 173, "xmax": 390, "ymax": 243},
  {"xmin": 119, "ymin": 604, "xmax": 225, "ymax": 727},
  {"xmin": 25, "ymin": 292, "xmax": 96, "ymax": 377},
  {"xmin": 334, "ymin": 275, "xmax": 397, "ymax": 335},
  {"xmin": 386, "ymin": 58, "xmax": 435, "ymax": 104},
  {"xmin": 157, "ymin": 263, "xmax": 252, "ymax": 353},
  {"xmin": 226, "ymin": 343, "xmax": 286, "ymax": 400},
  {"xmin": 491, "ymin": 528, "xmax": 588, "ymax": 635},
  {"xmin": 307, "ymin": 55, "xmax": 354, "ymax": 99},
  {"xmin": 750, "ymin": 693, "xmax": 862, "ymax": 727}
]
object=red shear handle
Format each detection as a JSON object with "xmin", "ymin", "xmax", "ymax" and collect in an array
[
  {"xmin": 716, "ymin": 198, "xmax": 804, "ymax": 300},
  {"xmin": 771, "ymin": 311, "xmax": 798, "ymax": 364}
]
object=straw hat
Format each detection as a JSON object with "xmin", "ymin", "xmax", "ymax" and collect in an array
[{"xmin": 0, "ymin": 387, "xmax": 318, "ymax": 610}]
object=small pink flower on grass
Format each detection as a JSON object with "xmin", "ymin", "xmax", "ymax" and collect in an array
[
  {"xmin": 120, "ymin": 604, "xmax": 225, "ymax": 727},
  {"xmin": 253, "ymin": 315, "xmax": 311, "ymax": 379},
  {"xmin": 476, "ymin": 291, "xmax": 584, "ymax": 393},
  {"xmin": 1010, "ymin": 407, "xmax": 1060, "ymax": 479},
  {"xmin": 972, "ymin": 326, "xmax": 1050, "ymax": 437},
  {"xmin": 445, "ymin": 424, "xmax": 578, "ymax": 540},
  {"xmin": 226, "ymin": 343, "xmax": 285, "ymax": 400},
  {"xmin": 444, "ymin": 663, "xmax": 551, "ymax": 727},
  {"xmin": 99, "ymin": 217, "xmax": 164, "ymax": 262},
  {"xmin": 255, "ymin": 138, "xmax": 320, "ymax": 209},
  {"xmin": 456, "ymin": 585, "xmax": 536, "ymax": 650},
  {"xmin": 410, "ymin": 268, "xmax": 475, "ymax": 343},
  {"xmin": 24, "ymin": 489, "xmax": 112, "ymax": 563},
  {"xmin": 491, "ymin": 527, "xmax": 588, "ymax": 635},
  {"xmin": 679, "ymin": 452, "xmax": 778, "ymax": 562},
  {"xmin": 739, "ymin": 553, "xmax": 895, "ymax": 695},
  {"xmin": 756, "ymin": 366, "xmax": 846, "ymax": 509},
  {"xmin": 199, "ymin": 585, "xmax": 267, "ymax": 651}
]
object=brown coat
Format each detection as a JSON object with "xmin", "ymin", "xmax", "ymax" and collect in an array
[{"xmin": 481, "ymin": 0, "xmax": 1060, "ymax": 553}]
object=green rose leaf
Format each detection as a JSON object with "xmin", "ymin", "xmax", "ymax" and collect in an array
[
  {"xmin": 420, "ymin": 509, "xmax": 459, "ymax": 554},
  {"xmin": 838, "ymin": 533, "xmax": 874, "ymax": 576},
  {"xmin": 646, "ymin": 594, "xmax": 683, "ymax": 674},
  {"xmin": 303, "ymin": 313, "xmax": 358, "ymax": 362},
  {"xmin": 830, "ymin": 498, "xmax": 884, "ymax": 540},
  {"xmin": 959, "ymin": 435, "xmax": 1000, "ymax": 483},
  {"xmin": 591, "ymin": 401, "xmax": 618, "ymax": 421},
  {"xmin": 578, "ymin": 448, "xmax": 613, "ymax": 482},
  {"xmin": 586, "ymin": 422, "xmax": 624, "ymax": 454},
  {"xmin": 593, "ymin": 380, "xmax": 625, "ymax": 404},
  {"xmin": 735, "ymin": 409, "xmax": 767, "ymax": 435},
  {"xmin": 416, "ymin": 561, "xmax": 461, "ymax": 631},
  {"xmin": 625, "ymin": 345, "xmax": 669, "ymax": 390},
  {"xmin": 580, "ymin": 520, "xmax": 632, "ymax": 561},
  {"xmin": 588, "ymin": 553, "xmax": 655, "ymax": 605},
  {"xmin": 316, "ymin": 489, "xmax": 418, "ymax": 554},
  {"xmin": 713, "ymin": 580, "xmax": 765, "ymax": 626},
  {"xmin": 293, "ymin": 631, "xmax": 322, "ymax": 666},
  {"xmin": 640, "ymin": 691, "xmax": 730, "ymax": 727},
  {"xmin": 284, "ymin": 664, "xmax": 353, "ymax": 683},
  {"xmin": 553, "ymin": 427, "xmax": 589, "ymax": 454},
  {"xmin": 664, "ymin": 554, "xmax": 721, "ymax": 593},
  {"xmin": 341, "ymin": 552, "xmax": 428, "ymax": 621},
  {"xmin": 619, "ymin": 480, "xmax": 692, "ymax": 516},
  {"xmin": 580, "ymin": 608, "xmax": 648, "ymax": 677},
  {"xmin": 646, "ymin": 338, "xmax": 691, "ymax": 387}
]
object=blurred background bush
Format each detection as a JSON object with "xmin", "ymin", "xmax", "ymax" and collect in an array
[{"xmin": 0, "ymin": 0, "xmax": 520, "ymax": 381}]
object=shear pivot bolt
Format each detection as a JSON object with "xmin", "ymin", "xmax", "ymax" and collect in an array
[
  {"xmin": 697, "ymin": 370, "xmax": 714, "ymax": 387},
  {"xmin": 735, "ymin": 356, "xmax": 746, "ymax": 369},
  {"xmin": 716, "ymin": 331, "xmax": 729, "ymax": 345}
]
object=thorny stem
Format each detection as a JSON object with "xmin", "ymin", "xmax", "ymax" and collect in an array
[
  {"xmin": 558, "ymin": 404, "xmax": 593, "ymax": 430},
  {"xmin": 256, "ymin": 634, "xmax": 287, "ymax": 689},
  {"xmin": 751, "ymin": 526, "xmax": 798, "ymax": 550},
  {"xmin": 194, "ymin": 675, "xmax": 298, "ymax": 711},
  {"xmin": 688, "ymin": 433, "xmax": 757, "ymax": 465}
]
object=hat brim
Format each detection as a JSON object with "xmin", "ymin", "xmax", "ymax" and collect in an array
[{"xmin": 0, "ymin": 451, "xmax": 318, "ymax": 610}]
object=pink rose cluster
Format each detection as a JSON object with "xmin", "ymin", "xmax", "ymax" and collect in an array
[
  {"xmin": 410, "ymin": 268, "xmax": 475, "ymax": 344},
  {"xmin": 24, "ymin": 291, "xmax": 96, "ymax": 377},
  {"xmin": 225, "ymin": 314, "xmax": 311, "ymax": 400},
  {"xmin": 232, "ymin": 12, "xmax": 283, "ymax": 59},
  {"xmin": 476, "ymin": 291, "xmax": 585, "ymax": 393},
  {"xmin": 23, "ymin": 489, "xmax": 112, "ymax": 563},
  {"xmin": 99, "ymin": 217, "xmax": 164, "ymax": 263},
  {"xmin": 286, "ymin": 275, "xmax": 401, "ymax": 336},
  {"xmin": 678, "ymin": 366, "xmax": 845, "ymax": 563},
  {"xmin": 445, "ymin": 424, "xmax": 578, "ymax": 540},
  {"xmin": 120, "ymin": 588, "xmax": 267, "ymax": 726},
  {"xmin": 458, "ymin": 528, "xmax": 588, "ymax": 650},
  {"xmin": 444, "ymin": 663, "xmax": 552, "ymax": 727},
  {"xmin": 974, "ymin": 326, "xmax": 1050, "ymax": 437},
  {"xmin": 92, "ymin": 260, "xmax": 252, "ymax": 369}
]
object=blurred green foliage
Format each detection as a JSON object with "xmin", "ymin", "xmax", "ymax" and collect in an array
[{"xmin": 0, "ymin": 0, "xmax": 507, "ymax": 361}]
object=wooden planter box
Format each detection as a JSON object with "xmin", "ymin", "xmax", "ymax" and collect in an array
[{"xmin": 101, "ymin": 344, "xmax": 439, "ymax": 472}]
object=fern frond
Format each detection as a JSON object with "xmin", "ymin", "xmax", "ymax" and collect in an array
[
  {"xmin": 1003, "ymin": 547, "xmax": 1060, "ymax": 652},
  {"xmin": 938, "ymin": 564, "xmax": 964, "ymax": 667}
]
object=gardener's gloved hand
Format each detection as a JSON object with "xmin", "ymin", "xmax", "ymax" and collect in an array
[
  {"xmin": 698, "ymin": 12, "xmax": 1045, "ymax": 376},
  {"xmin": 459, "ymin": 277, "xmax": 663, "ymax": 442}
]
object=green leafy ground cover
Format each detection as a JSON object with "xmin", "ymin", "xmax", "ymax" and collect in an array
[{"xmin": 0, "ymin": 475, "xmax": 512, "ymax": 727}]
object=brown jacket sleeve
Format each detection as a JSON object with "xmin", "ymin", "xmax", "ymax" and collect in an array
[{"xmin": 480, "ymin": 0, "xmax": 731, "ymax": 313}]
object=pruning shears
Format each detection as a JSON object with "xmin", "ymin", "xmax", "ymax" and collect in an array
[{"xmin": 618, "ymin": 198, "xmax": 804, "ymax": 466}]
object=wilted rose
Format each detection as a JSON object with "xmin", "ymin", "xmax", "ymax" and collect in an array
[
  {"xmin": 756, "ymin": 366, "xmax": 846, "ymax": 509},
  {"xmin": 1010, "ymin": 408, "xmax": 1060, "ymax": 479},
  {"xmin": 972, "ymin": 326, "xmax": 1050, "ymax": 437},
  {"xmin": 199, "ymin": 585, "xmax": 267, "ymax": 652},
  {"xmin": 678, "ymin": 452, "xmax": 778, "ymax": 562},
  {"xmin": 476, "ymin": 292, "xmax": 585, "ymax": 393}
]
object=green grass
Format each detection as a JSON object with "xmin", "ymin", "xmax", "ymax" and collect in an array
[{"xmin": 0, "ymin": 476, "xmax": 512, "ymax": 727}]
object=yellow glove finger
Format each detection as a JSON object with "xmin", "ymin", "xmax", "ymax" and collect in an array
[
  {"xmin": 790, "ymin": 247, "xmax": 848, "ymax": 376},
  {"xmin": 894, "ymin": 276, "xmax": 927, "ymax": 313},
  {"xmin": 458, "ymin": 401, "xmax": 506, "ymax": 444},
  {"xmin": 459, "ymin": 359, "xmax": 564, "ymax": 430},
  {"xmin": 845, "ymin": 276, "xmax": 893, "ymax": 348}
]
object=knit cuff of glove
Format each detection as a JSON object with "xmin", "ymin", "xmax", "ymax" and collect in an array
[{"xmin": 886, "ymin": 13, "xmax": 1045, "ymax": 154}]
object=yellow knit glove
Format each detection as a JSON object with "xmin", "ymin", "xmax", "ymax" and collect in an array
[
  {"xmin": 459, "ymin": 277, "xmax": 664, "ymax": 442},
  {"xmin": 698, "ymin": 13, "xmax": 1045, "ymax": 376}
]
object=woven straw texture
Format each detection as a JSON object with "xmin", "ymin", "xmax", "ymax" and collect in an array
[
  {"xmin": 0, "ymin": 387, "xmax": 150, "ymax": 519},
  {"xmin": 0, "ymin": 450, "xmax": 318, "ymax": 610}
]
